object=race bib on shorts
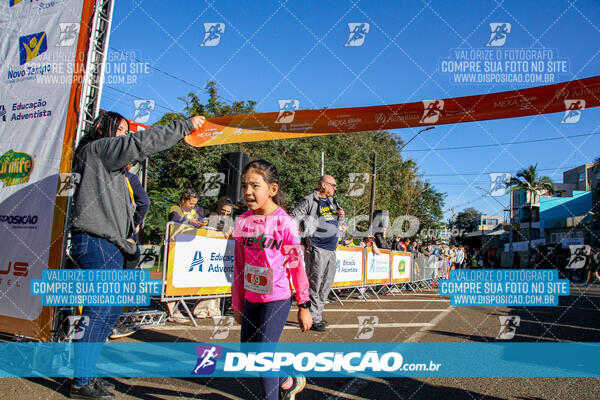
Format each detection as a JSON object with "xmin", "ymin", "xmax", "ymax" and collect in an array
[{"xmin": 244, "ymin": 264, "xmax": 273, "ymax": 295}]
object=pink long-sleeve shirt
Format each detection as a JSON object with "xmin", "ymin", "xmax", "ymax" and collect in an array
[{"xmin": 232, "ymin": 207, "xmax": 310, "ymax": 311}]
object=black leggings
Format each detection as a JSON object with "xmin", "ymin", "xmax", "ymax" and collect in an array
[{"xmin": 241, "ymin": 298, "xmax": 291, "ymax": 400}]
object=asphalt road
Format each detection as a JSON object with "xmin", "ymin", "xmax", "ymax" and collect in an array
[{"xmin": 3, "ymin": 284, "xmax": 600, "ymax": 399}]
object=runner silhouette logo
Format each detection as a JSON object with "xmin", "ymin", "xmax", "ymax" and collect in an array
[
  {"xmin": 420, "ymin": 100, "xmax": 444, "ymax": 124},
  {"xmin": 345, "ymin": 23, "xmax": 370, "ymax": 47},
  {"xmin": 192, "ymin": 345, "xmax": 222, "ymax": 375},
  {"xmin": 200, "ymin": 23, "xmax": 225, "ymax": 47},
  {"xmin": 132, "ymin": 99, "xmax": 155, "ymax": 124},
  {"xmin": 561, "ymin": 99, "xmax": 585, "ymax": 124},
  {"xmin": 57, "ymin": 23, "xmax": 80, "ymax": 47},
  {"xmin": 486, "ymin": 23, "xmax": 511, "ymax": 47},
  {"xmin": 275, "ymin": 100, "xmax": 299, "ymax": 124},
  {"xmin": 355, "ymin": 316, "xmax": 378, "ymax": 339}
]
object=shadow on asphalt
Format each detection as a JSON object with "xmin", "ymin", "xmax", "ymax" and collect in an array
[
  {"xmin": 425, "ymin": 292, "xmax": 600, "ymax": 343},
  {"xmin": 25, "ymin": 376, "xmax": 506, "ymax": 399},
  {"xmin": 26, "ymin": 376, "xmax": 233, "ymax": 399},
  {"xmin": 24, "ymin": 291, "xmax": 600, "ymax": 398}
]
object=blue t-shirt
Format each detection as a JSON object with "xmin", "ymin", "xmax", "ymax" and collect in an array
[{"xmin": 311, "ymin": 197, "xmax": 339, "ymax": 251}]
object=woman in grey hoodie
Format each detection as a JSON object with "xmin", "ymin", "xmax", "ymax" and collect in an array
[{"xmin": 69, "ymin": 111, "xmax": 205, "ymax": 399}]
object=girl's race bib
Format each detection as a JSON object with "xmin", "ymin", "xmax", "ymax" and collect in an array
[{"xmin": 244, "ymin": 264, "xmax": 273, "ymax": 295}]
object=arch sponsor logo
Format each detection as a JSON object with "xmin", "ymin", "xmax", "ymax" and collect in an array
[{"xmin": 0, "ymin": 150, "xmax": 34, "ymax": 187}]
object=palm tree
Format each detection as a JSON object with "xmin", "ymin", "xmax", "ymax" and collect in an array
[{"xmin": 508, "ymin": 164, "xmax": 554, "ymax": 267}]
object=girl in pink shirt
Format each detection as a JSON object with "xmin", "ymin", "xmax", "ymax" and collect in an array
[{"xmin": 233, "ymin": 160, "xmax": 312, "ymax": 400}]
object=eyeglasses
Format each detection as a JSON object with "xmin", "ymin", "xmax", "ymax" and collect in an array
[{"xmin": 325, "ymin": 182, "xmax": 337, "ymax": 188}]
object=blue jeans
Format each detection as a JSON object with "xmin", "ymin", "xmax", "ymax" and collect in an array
[
  {"xmin": 241, "ymin": 298, "xmax": 291, "ymax": 400},
  {"xmin": 70, "ymin": 232, "xmax": 124, "ymax": 386}
]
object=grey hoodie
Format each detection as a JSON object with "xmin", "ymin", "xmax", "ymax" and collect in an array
[{"xmin": 70, "ymin": 119, "xmax": 194, "ymax": 254}]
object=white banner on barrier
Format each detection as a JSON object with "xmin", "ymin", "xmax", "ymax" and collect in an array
[
  {"xmin": 391, "ymin": 252, "xmax": 411, "ymax": 283},
  {"xmin": 365, "ymin": 249, "xmax": 390, "ymax": 284},
  {"xmin": 333, "ymin": 248, "xmax": 363, "ymax": 287},
  {"xmin": 171, "ymin": 233, "xmax": 235, "ymax": 288}
]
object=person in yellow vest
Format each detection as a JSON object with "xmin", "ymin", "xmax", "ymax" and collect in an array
[
  {"xmin": 165, "ymin": 189, "xmax": 208, "ymax": 322},
  {"xmin": 167, "ymin": 188, "xmax": 208, "ymax": 228}
]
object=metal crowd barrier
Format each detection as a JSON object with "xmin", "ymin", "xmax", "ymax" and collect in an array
[{"xmin": 160, "ymin": 223, "xmax": 453, "ymax": 319}]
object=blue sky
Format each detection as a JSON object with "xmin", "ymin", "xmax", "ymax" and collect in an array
[{"xmin": 100, "ymin": 0, "xmax": 600, "ymax": 222}]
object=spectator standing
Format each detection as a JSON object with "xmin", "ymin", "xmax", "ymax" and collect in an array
[
  {"xmin": 374, "ymin": 227, "xmax": 392, "ymax": 250},
  {"xmin": 291, "ymin": 175, "xmax": 345, "ymax": 332},
  {"xmin": 455, "ymin": 246, "xmax": 465, "ymax": 269}
]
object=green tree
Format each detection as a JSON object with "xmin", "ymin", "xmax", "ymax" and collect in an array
[
  {"xmin": 508, "ymin": 164, "xmax": 554, "ymax": 266},
  {"xmin": 453, "ymin": 207, "xmax": 482, "ymax": 234},
  {"xmin": 143, "ymin": 82, "xmax": 257, "ymax": 242}
]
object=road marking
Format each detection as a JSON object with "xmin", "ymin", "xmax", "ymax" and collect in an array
[
  {"xmin": 327, "ymin": 322, "xmax": 433, "ymax": 328},
  {"xmin": 405, "ymin": 306, "xmax": 455, "ymax": 342},
  {"xmin": 153, "ymin": 322, "xmax": 434, "ymax": 331}
]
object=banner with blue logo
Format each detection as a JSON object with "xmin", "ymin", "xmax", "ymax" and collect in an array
[
  {"xmin": 165, "ymin": 223, "xmax": 235, "ymax": 297},
  {"xmin": 0, "ymin": 0, "xmax": 87, "ymax": 336}
]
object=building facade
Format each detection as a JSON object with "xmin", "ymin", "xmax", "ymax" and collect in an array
[{"xmin": 510, "ymin": 163, "xmax": 598, "ymax": 247}]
